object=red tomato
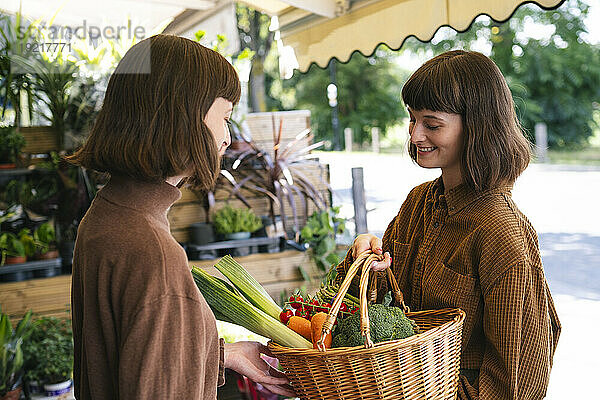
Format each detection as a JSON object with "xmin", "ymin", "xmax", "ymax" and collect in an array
[
  {"xmin": 319, "ymin": 303, "xmax": 332, "ymax": 313},
  {"xmin": 351, "ymin": 307, "xmax": 359, "ymax": 314},
  {"xmin": 339, "ymin": 303, "xmax": 348, "ymax": 312},
  {"xmin": 289, "ymin": 295, "xmax": 303, "ymax": 309},
  {"xmin": 279, "ymin": 309, "xmax": 293, "ymax": 324},
  {"xmin": 307, "ymin": 299, "xmax": 320, "ymax": 312}
]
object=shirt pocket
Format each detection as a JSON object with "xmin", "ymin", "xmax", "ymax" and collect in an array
[
  {"xmin": 389, "ymin": 239, "xmax": 411, "ymax": 268},
  {"xmin": 422, "ymin": 262, "xmax": 477, "ymax": 314}
]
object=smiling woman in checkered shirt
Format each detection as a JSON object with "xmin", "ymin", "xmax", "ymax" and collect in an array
[{"xmin": 336, "ymin": 50, "xmax": 561, "ymax": 399}]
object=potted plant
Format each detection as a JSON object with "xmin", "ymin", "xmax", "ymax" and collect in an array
[
  {"xmin": 0, "ymin": 127, "xmax": 26, "ymax": 169},
  {"xmin": 0, "ymin": 309, "xmax": 33, "ymax": 400},
  {"xmin": 34, "ymin": 222, "xmax": 59, "ymax": 260},
  {"xmin": 212, "ymin": 205, "xmax": 263, "ymax": 240},
  {"xmin": 212, "ymin": 205, "xmax": 263, "ymax": 257},
  {"xmin": 0, "ymin": 232, "xmax": 26, "ymax": 265},
  {"xmin": 22, "ymin": 317, "xmax": 73, "ymax": 398},
  {"xmin": 27, "ymin": 317, "xmax": 74, "ymax": 397}
]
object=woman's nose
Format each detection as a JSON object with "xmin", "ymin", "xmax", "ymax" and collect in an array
[{"xmin": 410, "ymin": 123, "xmax": 426, "ymax": 143}]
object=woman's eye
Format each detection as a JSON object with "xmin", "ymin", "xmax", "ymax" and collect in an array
[{"xmin": 425, "ymin": 124, "xmax": 440, "ymax": 130}]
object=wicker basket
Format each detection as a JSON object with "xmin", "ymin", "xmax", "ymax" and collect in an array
[{"xmin": 268, "ymin": 252, "xmax": 466, "ymax": 400}]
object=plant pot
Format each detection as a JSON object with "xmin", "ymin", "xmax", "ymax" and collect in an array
[
  {"xmin": 189, "ymin": 223, "xmax": 215, "ymax": 245},
  {"xmin": 4, "ymin": 255, "xmax": 27, "ymax": 264},
  {"xmin": 224, "ymin": 231, "xmax": 251, "ymax": 240},
  {"xmin": 26, "ymin": 380, "xmax": 43, "ymax": 395},
  {"xmin": 0, "ymin": 386, "xmax": 22, "ymax": 400},
  {"xmin": 36, "ymin": 249, "xmax": 60, "ymax": 260},
  {"xmin": 44, "ymin": 379, "xmax": 72, "ymax": 397}
]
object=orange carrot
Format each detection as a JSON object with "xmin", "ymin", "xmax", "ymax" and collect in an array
[
  {"xmin": 287, "ymin": 316, "xmax": 312, "ymax": 341},
  {"xmin": 311, "ymin": 312, "xmax": 332, "ymax": 349}
]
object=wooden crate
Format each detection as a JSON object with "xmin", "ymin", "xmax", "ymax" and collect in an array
[
  {"xmin": 244, "ymin": 110, "xmax": 312, "ymax": 158},
  {"xmin": 0, "ymin": 250, "xmax": 324, "ymax": 321},
  {"xmin": 0, "ymin": 275, "xmax": 71, "ymax": 321},
  {"xmin": 18, "ymin": 126, "xmax": 58, "ymax": 155},
  {"xmin": 170, "ymin": 162, "xmax": 330, "ymax": 243},
  {"xmin": 192, "ymin": 250, "xmax": 323, "ymax": 300}
]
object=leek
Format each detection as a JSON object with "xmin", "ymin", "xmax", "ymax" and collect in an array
[
  {"xmin": 214, "ymin": 255, "xmax": 282, "ymax": 320},
  {"xmin": 192, "ymin": 266, "xmax": 312, "ymax": 348}
]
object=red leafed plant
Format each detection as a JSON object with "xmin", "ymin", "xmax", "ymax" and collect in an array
[{"xmin": 212, "ymin": 117, "xmax": 330, "ymax": 240}]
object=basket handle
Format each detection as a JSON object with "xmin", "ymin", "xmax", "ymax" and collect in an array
[{"xmin": 316, "ymin": 250, "xmax": 408, "ymax": 351}]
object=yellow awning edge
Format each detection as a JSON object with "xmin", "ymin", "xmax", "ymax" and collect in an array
[{"xmin": 279, "ymin": 0, "xmax": 566, "ymax": 72}]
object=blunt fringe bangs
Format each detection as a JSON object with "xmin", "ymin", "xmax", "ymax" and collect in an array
[
  {"xmin": 401, "ymin": 50, "xmax": 531, "ymax": 192},
  {"xmin": 67, "ymin": 34, "xmax": 241, "ymax": 191}
]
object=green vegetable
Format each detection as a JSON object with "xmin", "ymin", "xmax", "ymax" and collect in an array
[
  {"xmin": 214, "ymin": 255, "xmax": 282, "ymax": 320},
  {"xmin": 212, "ymin": 205, "xmax": 262, "ymax": 235},
  {"xmin": 192, "ymin": 265, "xmax": 312, "ymax": 349},
  {"xmin": 332, "ymin": 303, "xmax": 419, "ymax": 348}
]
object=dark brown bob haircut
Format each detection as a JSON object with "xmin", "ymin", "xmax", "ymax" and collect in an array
[
  {"xmin": 401, "ymin": 50, "xmax": 531, "ymax": 192},
  {"xmin": 67, "ymin": 34, "xmax": 240, "ymax": 191}
]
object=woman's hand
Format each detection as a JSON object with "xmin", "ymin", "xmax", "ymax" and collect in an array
[
  {"xmin": 223, "ymin": 341, "xmax": 296, "ymax": 398},
  {"xmin": 351, "ymin": 234, "xmax": 392, "ymax": 271}
]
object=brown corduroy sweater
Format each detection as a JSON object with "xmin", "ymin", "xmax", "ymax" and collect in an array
[
  {"xmin": 71, "ymin": 175, "xmax": 224, "ymax": 399},
  {"xmin": 336, "ymin": 177, "xmax": 561, "ymax": 400}
]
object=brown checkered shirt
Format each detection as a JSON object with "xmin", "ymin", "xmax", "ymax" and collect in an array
[{"xmin": 336, "ymin": 178, "xmax": 561, "ymax": 399}]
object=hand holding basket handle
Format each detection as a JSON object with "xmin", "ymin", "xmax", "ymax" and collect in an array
[{"xmin": 316, "ymin": 250, "xmax": 409, "ymax": 351}]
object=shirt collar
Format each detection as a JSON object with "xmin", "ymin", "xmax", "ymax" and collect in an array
[
  {"xmin": 98, "ymin": 174, "xmax": 182, "ymax": 221},
  {"xmin": 428, "ymin": 176, "xmax": 512, "ymax": 216}
]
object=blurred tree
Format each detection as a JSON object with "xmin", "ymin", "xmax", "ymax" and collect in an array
[
  {"xmin": 279, "ymin": 49, "xmax": 408, "ymax": 147},
  {"xmin": 405, "ymin": 0, "xmax": 600, "ymax": 148},
  {"xmin": 236, "ymin": 5, "xmax": 274, "ymax": 112}
]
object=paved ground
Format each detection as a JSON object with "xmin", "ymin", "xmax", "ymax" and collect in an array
[{"xmin": 316, "ymin": 151, "xmax": 600, "ymax": 399}]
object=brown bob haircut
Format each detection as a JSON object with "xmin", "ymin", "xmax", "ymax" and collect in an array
[
  {"xmin": 401, "ymin": 50, "xmax": 531, "ymax": 192},
  {"xmin": 67, "ymin": 34, "xmax": 240, "ymax": 191}
]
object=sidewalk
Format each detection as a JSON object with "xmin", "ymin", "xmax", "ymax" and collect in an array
[{"xmin": 316, "ymin": 151, "xmax": 600, "ymax": 399}]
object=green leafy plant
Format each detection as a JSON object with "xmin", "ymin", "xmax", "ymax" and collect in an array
[
  {"xmin": 300, "ymin": 207, "xmax": 346, "ymax": 271},
  {"xmin": 0, "ymin": 127, "xmax": 26, "ymax": 164},
  {"xmin": 33, "ymin": 222, "xmax": 56, "ymax": 255},
  {"xmin": 212, "ymin": 205, "xmax": 263, "ymax": 235},
  {"xmin": 17, "ymin": 229, "xmax": 35, "ymax": 258},
  {"xmin": 22, "ymin": 317, "xmax": 73, "ymax": 385},
  {"xmin": 0, "ymin": 232, "xmax": 26, "ymax": 265},
  {"xmin": 0, "ymin": 308, "xmax": 33, "ymax": 397},
  {"xmin": 22, "ymin": 317, "xmax": 72, "ymax": 385}
]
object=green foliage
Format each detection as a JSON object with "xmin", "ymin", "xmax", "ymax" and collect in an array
[
  {"xmin": 404, "ymin": 0, "xmax": 600, "ymax": 148},
  {"xmin": 300, "ymin": 207, "xmax": 346, "ymax": 271},
  {"xmin": 279, "ymin": 50, "xmax": 408, "ymax": 146},
  {"xmin": 0, "ymin": 232, "xmax": 26, "ymax": 263},
  {"xmin": 332, "ymin": 303, "xmax": 418, "ymax": 348},
  {"xmin": 212, "ymin": 205, "xmax": 263, "ymax": 235},
  {"xmin": 16, "ymin": 229, "xmax": 35, "ymax": 258},
  {"xmin": 0, "ymin": 126, "xmax": 25, "ymax": 163},
  {"xmin": 33, "ymin": 222, "xmax": 56, "ymax": 255},
  {"xmin": 22, "ymin": 317, "xmax": 73, "ymax": 385},
  {"xmin": 0, "ymin": 309, "xmax": 33, "ymax": 396}
]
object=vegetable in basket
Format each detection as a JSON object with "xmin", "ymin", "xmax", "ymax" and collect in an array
[
  {"xmin": 192, "ymin": 256, "xmax": 312, "ymax": 349},
  {"xmin": 332, "ymin": 303, "xmax": 419, "ymax": 348}
]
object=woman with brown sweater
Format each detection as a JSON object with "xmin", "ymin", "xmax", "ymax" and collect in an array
[
  {"xmin": 67, "ymin": 35, "xmax": 294, "ymax": 399},
  {"xmin": 337, "ymin": 50, "xmax": 561, "ymax": 399}
]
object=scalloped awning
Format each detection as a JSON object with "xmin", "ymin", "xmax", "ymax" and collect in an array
[{"xmin": 262, "ymin": 0, "xmax": 565, "ymax": 72}]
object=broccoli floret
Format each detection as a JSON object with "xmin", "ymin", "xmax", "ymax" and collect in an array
[{"xmin": 332, "ymin": 304, "xmax": 419, "ymax": 348}]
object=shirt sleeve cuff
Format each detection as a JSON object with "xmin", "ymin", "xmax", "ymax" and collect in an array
[{"xmin": 217, "ymin": 337, "xmax": 226, "ymax": 387}]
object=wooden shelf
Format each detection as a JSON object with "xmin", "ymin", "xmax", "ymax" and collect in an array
[{"xmin": 0, "ymin": 250, "xmax": 323, "ymax": 322}]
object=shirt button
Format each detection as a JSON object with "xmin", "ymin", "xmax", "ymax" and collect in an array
[
  {"xmin": 434, "ymin": 222, "xmax": 440, "ymax": 228},
  {"xmin": 450, "ymin": 206, "xmax": 455, "ymax": 211}
]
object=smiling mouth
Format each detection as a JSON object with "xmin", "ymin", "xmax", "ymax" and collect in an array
[{"xmin": 417, "ymin": 146, "xmax": 437, "ymax": 153}]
